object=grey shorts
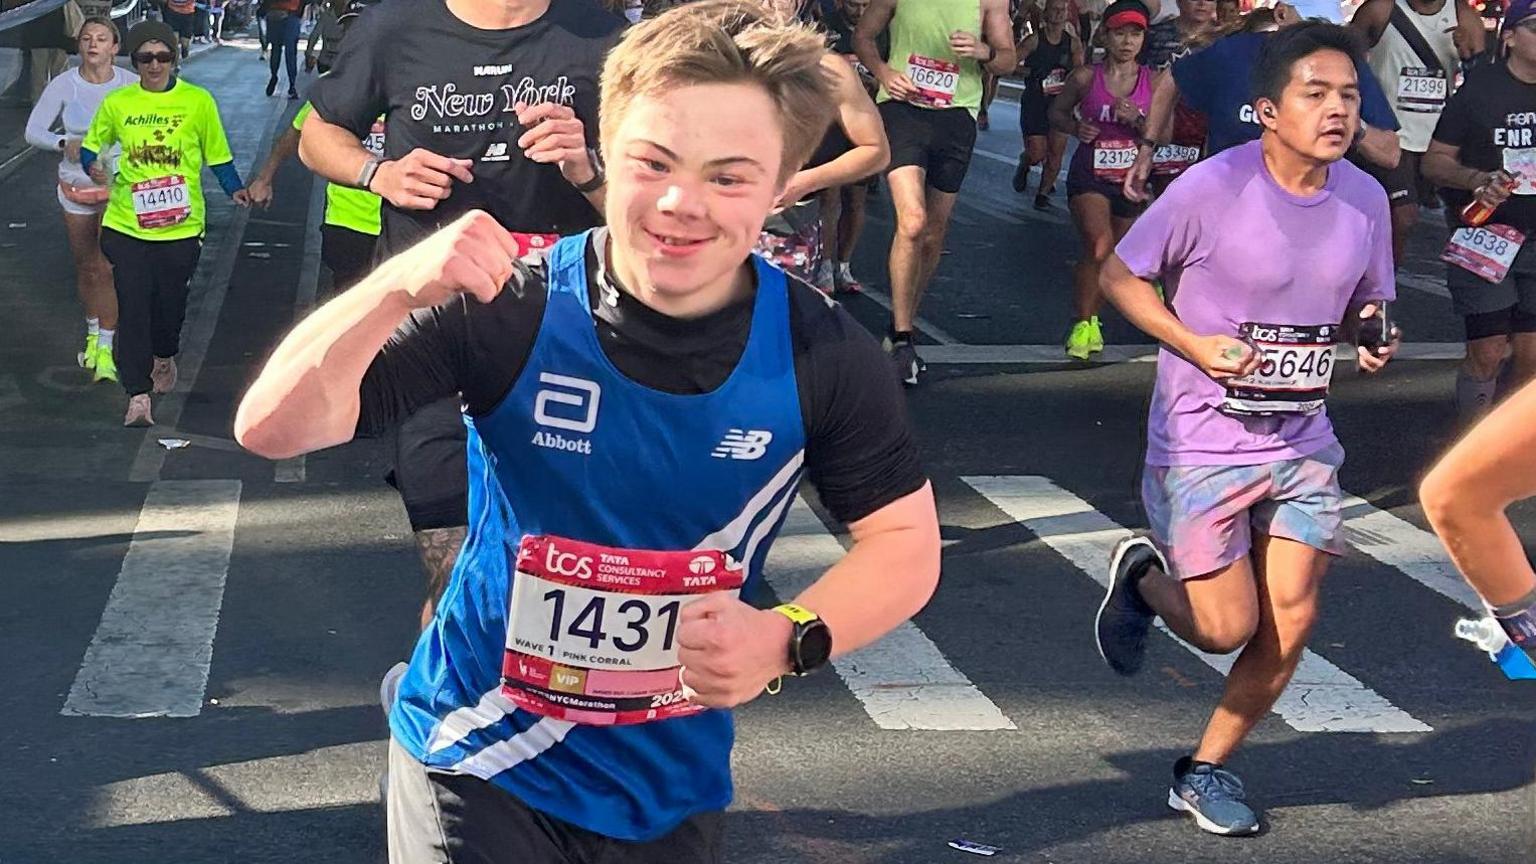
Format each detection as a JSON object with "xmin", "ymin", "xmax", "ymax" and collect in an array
[
  {"xmin": 386, "ymin": 737, "xmax": 725, "ymax": 864},
  {"xmin": 1447, "ymin": 238, "xmax": 1536, "ymax": 318}
]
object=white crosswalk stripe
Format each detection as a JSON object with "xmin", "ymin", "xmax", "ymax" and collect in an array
[
  {"xmin": 764, "ymin": 498, "xmax": 1016, "ymax": 731},
  {"xmin": 958, "ymin": 475, "xmax": 1434, "ymax": 734}
]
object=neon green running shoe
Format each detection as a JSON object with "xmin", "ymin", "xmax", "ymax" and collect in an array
[
  {"xmin": 92, "ymin": 344, "xmax": 118, "ymax": 384},
  {"xmin": 78, "ymin": 333, "xmax": 98, "ymax": 370},
  {"xmin": 1066, "ymin": 320, "xmax": 1095, "ymax": 360},
  {"xmin": 1087, "ymin": 316, "xmax": 1105, "ymax": 354}
]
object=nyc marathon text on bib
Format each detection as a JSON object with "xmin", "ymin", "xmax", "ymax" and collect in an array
[
  {"xmin": 908, "ymin": 54, "xmax": 961, "ymax": 108},
  {"xmin": 502, "ymin": 535, "xmax": 744, "ymax": 726},
  {"xmin": 1220, "ymin": 322, "xmax": 1337, "ymax": 417},
  {"xmin": 1395, "ymin": 66, "xmax": 1447, "ymax": 114},
  {"xmin": 132, "ymin": 175, "xmax": 190, "ymax": 230},
  {"xmin": 1442, "ymin": 223, "xmax": 1526, "ymax": 283},
  {"xmin": 1092, "ymin": 138, "xmax": 1138, "ymax": 182}
]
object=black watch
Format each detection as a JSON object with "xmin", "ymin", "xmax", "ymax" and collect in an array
[
  {"xmin": 773, "ymin": 604, "xmax": 833, "ymax": 676},
  {"xmin": 574, "ymin": 147, "xmax": 606, "ymax": 194}
]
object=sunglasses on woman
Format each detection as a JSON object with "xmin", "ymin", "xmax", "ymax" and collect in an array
[{"xmin": 133, "ymin": 50, "xmax": 176, "ymax": 65}]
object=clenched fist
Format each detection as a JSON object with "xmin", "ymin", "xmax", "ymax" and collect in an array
[{"xmin": 389, "ymin": 210, "xmax": 521, "ymax": 309}]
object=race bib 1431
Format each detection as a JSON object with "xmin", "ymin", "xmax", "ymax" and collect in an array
[{"xmin": 502, "ymin": 534, "xmax": 744, "ymax": 726}]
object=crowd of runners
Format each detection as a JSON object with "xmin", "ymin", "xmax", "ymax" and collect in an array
[{"xmin": 17, "ymin": 0, "xmax": 1536, "ymax": 856}]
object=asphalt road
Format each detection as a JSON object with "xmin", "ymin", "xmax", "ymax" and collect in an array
[{"xmin": 0, "ymin": 39, "xmax": 1532, "ymax": 864}]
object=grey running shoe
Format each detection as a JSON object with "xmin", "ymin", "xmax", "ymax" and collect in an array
[
  {"xmin": 1095, "ymin": 535, "xmax": 1163, "ymax": 675},
  {"xmin": 1168, "ymin": 757, "xmax": 1261, "ymax": 836}
]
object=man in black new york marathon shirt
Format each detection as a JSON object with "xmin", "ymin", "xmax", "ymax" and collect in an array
[{"xmin": 310, "ymin": 0, "xmax": 623, "ymax": 254}]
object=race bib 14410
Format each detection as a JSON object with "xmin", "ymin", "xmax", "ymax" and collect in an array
[
  {"xmin": 1221, "ymin": 322, "xmax": 1338, "ymax": 417},
  {"xmin": 131, "ymin": 175, "xmax": 190, "ymax": 230},
  {"xmin": 502, "ymin": 534, "xmax": 744, "ymax": 726}
]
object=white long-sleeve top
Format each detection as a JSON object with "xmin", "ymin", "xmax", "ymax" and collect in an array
[{"xmin": 25, "ymin": 64, "xmax": 136, "ymax": 186}]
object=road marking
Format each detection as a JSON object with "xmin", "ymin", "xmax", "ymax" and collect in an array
[
  {"xmin": 128, "ymin": 98, "xmax": 290, "ymax": 482},
  {"xmin": 763, "ymin": 497, "xmax": 1016, "ymax": 731},
  {"xmin": 1341, "ymin": 497, "xmax": 1483, "ymax": 611},
  {"xmin": 961, "ymin": 475, "xmax": 1432, "ymax": 733},
  {"xmin": 62, "ymin": 480, "xmax": 242, "ymax": 718},
  {"xmin": 853, "ymin": 282, "xmax": 962, "ymax": 346},
  {"xmin": 913, "ymin": 342, "xmax": 1464, "ymax": 364},
  {"xmin": 275, "ymin": 179, "xmax": 328, "ymax": 484},
  {"xmin": 972, "ymin": 146, "xmax": 1020, "ymax": 168}
]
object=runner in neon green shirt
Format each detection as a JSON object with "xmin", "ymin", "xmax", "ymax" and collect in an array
[
  {"xmin": 248, "ymin": 101, "xmax": 383, "ymax": 293},
  {"xmin": 79, "ymin": 20, "xmax": 249, "ymax": 427},
  {"xmin": 854, "ymin": 0, "xmax": 1016, "ymax": 386}
]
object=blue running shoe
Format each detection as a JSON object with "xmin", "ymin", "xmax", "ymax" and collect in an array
[
  {"xmin": 1168, "ymin": 757, "xmax": 1261, "ymax": 836},
  {"xmin": 1095, "ymin": 535, "xmax": 1162, "ymax": 675}
]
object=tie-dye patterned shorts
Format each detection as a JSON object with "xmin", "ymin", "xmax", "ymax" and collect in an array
[{"xmin": 1141, "ymin": 441, "xmax": 1347, "ymax": 580}]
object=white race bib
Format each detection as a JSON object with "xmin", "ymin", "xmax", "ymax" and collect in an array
[
  {"xmin": 908, "ymin": 53, "xmax": 961, "ymax": 108},
  {"xmin": 1151, "ymin": 143, "xmax": 1200, "ymax": 177},
  {"xmin": 1395, "ymin": 66, "xmax": 1447, "ymax": 114},
  {"xmin": 1041, "ymin": 67, "xmax": 1067, "ymax": 97},
  {"xmin": 502, "ymin": 535, "xmax": 743, "ymax": 726},
  {"xmin": 1442, "ymin": 223, "xmax": 1526, "ymax": 284},
  {"xmin": 131, "ymin": 175, "xmax": 190, "ymax": 230},
  {"xmin": 1092, "ymin": 139, "xmax": 1138, "ymax": 182},
  {"xmin": 363, "ymin": 118, "xmax": 386, "ymax": 158},
  {"xmin": 1221, "ymin": 323, "xmax": 1338, "ymax": 416}
]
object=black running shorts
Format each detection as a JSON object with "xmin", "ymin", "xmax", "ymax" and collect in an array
[{"xmin": 879, "ymin": 100, "xmax": 978, "ymax": 194}]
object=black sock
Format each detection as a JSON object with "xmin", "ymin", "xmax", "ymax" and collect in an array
[
  {"xmin": 888, "ymin": 327, "xmax": 912, "ymax": 345},
  {"xmin": 1174, "ymin": 756, "xmax": 1221, "ymax": 778}
]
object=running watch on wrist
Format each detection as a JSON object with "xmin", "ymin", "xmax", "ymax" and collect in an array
[
  {"xmin": 573, "ymin": 147, "xmax": 606, "ymax": 194},
  {"xmin": 773, "ymin": 603, "xmax": 832, "ymax": 676},
  {"xmin": 357, "ymin": 156, "xmax": 383, "ymax": 190}
]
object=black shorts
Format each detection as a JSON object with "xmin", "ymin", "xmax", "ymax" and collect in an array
[
  {"xmin": 162, "ymin": 8, "xmax": 195, "ymax": 38},
  {"xmin": 1357, "ymin": 148, "xmax": 1423, "ymax": 209},
  {"xmin": 1020, "ymin": 91, "xmax": 1055, "ymax": 138},
  {"xmin": 389, "ymin": 396, "xmax": 468, "ymax": 532},
  {"xmin": 386, "ymin": 738, "xmax": 724, "ymax": 864},
  {"xmin": 879, "ymin": 100, "xmax": 978, "ymax": 194},
  {"xmin": 320, "ymin": 223, "xmax": 377, "ymax": 296},
  {"xmin": 1065, "ymin": 147, "xmax": 1145, "ymax": 220},
  {"xmin": 1449, "ymin": 239, "xmax": 1536, "ymax": 339}
]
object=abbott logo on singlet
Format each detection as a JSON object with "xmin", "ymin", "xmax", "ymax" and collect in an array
[{"xmin": 533, "ymin": 373, "xmax": 600, "ymax": 454}]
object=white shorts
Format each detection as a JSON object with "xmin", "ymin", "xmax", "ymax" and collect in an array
[{"xmin": 57, "ymin": 184, "xmax": 106, "ymax": 217}]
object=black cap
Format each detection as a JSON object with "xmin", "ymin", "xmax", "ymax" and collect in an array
[{"xmin": 125, "ymin": 20, "xmax": 177, "ymax": 58}]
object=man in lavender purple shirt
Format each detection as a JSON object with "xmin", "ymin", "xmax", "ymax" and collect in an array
[{"xmin": 1091, "ymin": 22, "xmax": 1401, "ymax": 837}]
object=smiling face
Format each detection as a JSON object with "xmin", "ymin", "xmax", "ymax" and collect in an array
[
  {"xmin": 604, "ymin": 82, "xmax": 786, "ymax": 314},
  {"xmin": 78, "ymin": 22, "xmax": 117, "ymax": 68},
  {"xmin": 1259, "ymin": 47, "xmax": 1360, "ymax": 163}
]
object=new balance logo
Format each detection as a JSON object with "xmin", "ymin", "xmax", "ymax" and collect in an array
[
  {"xmin": 482, "ymin": 142, "xmax": 510, "ymax": 162},
  {"xmin": 712, "ymin": 429, "xmax": 772, "ymax": 460}
]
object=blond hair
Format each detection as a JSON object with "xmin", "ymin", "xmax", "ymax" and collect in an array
[
  {"xmin": 80, "ymin": 15, "xmax": 120, "ymax": 43},
  {"xmin": 600, "ymin": 0, "xmax": 836, "ymax": 180}
]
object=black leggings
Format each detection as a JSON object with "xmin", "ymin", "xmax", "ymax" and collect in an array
[{"xmin": 100, "ymin": 228, "xmax": 202, "ymax": 397}]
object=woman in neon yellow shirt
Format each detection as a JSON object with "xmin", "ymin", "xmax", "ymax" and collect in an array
[{"xmin": 82, "ymin": 20, "xmax": 251, "ymax": 427}]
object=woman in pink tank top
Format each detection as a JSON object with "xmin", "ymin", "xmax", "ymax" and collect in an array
[{"xmin": 1048, "ymin": 0, "xmax": 1153, "ymax": 361}]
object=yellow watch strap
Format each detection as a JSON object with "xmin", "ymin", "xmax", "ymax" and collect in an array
[{"xmin": 773, "ymin": 603, "xmax": 819, "ymax": 625}]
